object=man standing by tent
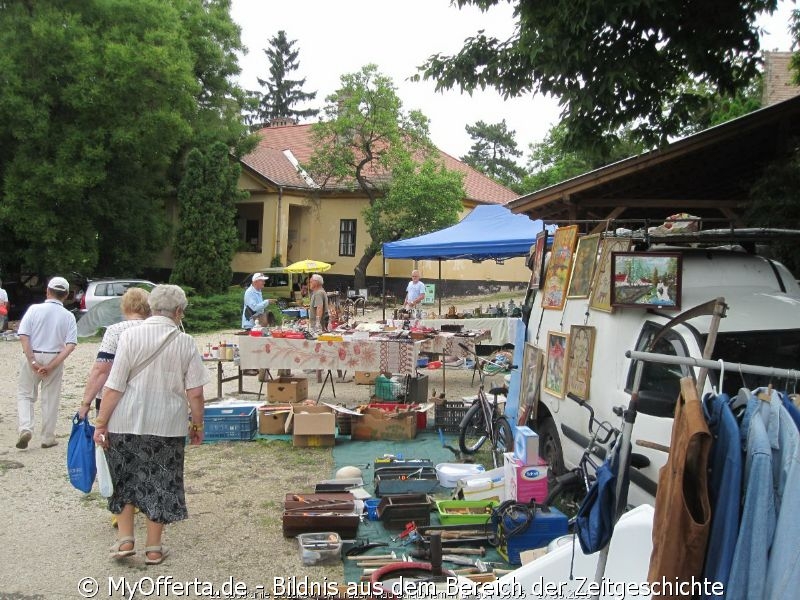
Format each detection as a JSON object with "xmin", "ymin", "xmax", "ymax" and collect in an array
[{"xmin": 404, "ymin": 270, "xmax": 426, "ymax": 319}]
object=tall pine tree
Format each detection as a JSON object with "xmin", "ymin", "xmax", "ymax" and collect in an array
[
  {"xmin": 251, "ymin": 30, "xmax": 318, "ymax": 127},
  {"xmin": 460, "ymin": 119, "xmax": 526, "ymax": 191},
  {"xmin": 171, "ymin": 142, "xmax": 244, "ymax": 294}
]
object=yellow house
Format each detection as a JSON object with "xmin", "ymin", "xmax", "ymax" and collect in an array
[{"xmin": 234, "ymin": 120, "xmax": 532, "ymax": 298}]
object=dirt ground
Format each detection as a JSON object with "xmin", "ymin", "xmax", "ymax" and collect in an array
[{"xmin": 0, "ymin": 298, "xmax": 517, "ymax": 599}]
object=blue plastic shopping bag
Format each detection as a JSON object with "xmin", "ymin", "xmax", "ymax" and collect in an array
[{"xmin": 67, "ymin": 413, "xmax": 96, "ymax": 493}]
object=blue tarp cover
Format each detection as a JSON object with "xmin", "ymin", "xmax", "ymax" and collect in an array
[{"xmin": 382, "ymin": 204, "xmax": 544, "ymax": 261}]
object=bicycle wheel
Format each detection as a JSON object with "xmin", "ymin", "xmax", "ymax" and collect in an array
[
  {"xmin": 459, "ymin": 402, "xmax": 488, "ymax": 454},
  {"xmin": 492, "ymin": 416, "xmax": 514, "ymax": 454}
]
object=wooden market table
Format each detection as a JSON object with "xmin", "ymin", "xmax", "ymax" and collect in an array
[
  {"xmin": 417, "ymin": 317, "xmax": 520, "ymax": 346},
  {"xmin": 202, "ymin": 358, "xmax": 255, "ymax": 400}
]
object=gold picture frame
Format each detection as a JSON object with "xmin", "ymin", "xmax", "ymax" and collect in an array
[
  {"xmin": 543, "ymin": 330, "xmax": 569, "ymax": 398},
  {"xmin": 565, "ymin": 325, "xmax": 596, "ymax": 400},
  {"xmin": 541, "ymin": 225, "xmax": 579, "ymax": 310},
  {"xmin": 567, "ymin": 234, "xmax": 601, "ymax": 299},
  {"xmin": 588, "ymin": 237, "xmax": 632, "ymax": 313}
]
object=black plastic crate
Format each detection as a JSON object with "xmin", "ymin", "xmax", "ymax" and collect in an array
[{"xmin": 434, "ymin": 401, "xmax": 470, "ymax": 433}]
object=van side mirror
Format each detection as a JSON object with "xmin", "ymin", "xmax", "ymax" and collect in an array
[{"xmin": 636, "ymin": 389, "xmax": 676, "ymax": 418}]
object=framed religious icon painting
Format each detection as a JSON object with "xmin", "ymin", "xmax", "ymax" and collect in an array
[
  {"xmin": 529, "ymin": 230, "xmax": 548, "ymax": 290},
  {"xmin": 565, "ymin": 325, "xmax": 596, "ymax": 400},
  {"xmin": 589, "ymin": 237, "xmax": 632, "ymax": 313},
  {"xmin": 543, "ymin": 330, "xmax": 569, "ymax": 398},
  {"xmin": 567, "ymin": 234, "xmax": 601, "ymax": 299},
  {"xmin": 518, "ymin": 342, "xmax": 545, "ymax": 423},
  {"xmin": 610, "ymin": 252, "xmax": 682, "ymax": 310},
  {"xmin": 541, "ymin": 225, "xmax": 579, "ymax": 310}
]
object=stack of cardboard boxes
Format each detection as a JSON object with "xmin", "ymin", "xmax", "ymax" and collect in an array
[{"xmin": 504, "ymin": 426, "xmax": 548, "ymax": 504}]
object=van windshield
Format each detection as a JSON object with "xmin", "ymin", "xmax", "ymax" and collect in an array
[{"xmin": 705, "ymin": 329, "xmax": 800, "ymax": 396}]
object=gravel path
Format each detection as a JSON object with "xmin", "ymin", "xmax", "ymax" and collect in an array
[{"xmin": 0, "ymin": 303, "xmax": 497, "ymax": 599}]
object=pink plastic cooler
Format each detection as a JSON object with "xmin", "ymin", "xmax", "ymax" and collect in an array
[{"xmin": 503, "ymin": 453, "xmax": 548, "ymax": 504}]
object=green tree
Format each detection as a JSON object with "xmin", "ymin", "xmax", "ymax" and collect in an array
[
  {"xmin": 521, "ymin": 123, "xmax": 648, "ymax": 193},
  {"xmin": 367, "ymin": 156, "xmax": 464, "ymax": 246},
  {"xmin": 304, "ymin": 64, "xmax": 463, "ymax": 289},
  {"xmin": 746, "ymin": 148, "xmax": 800, "ymax": 274},
  {"xmin": 171, "ymin": 143, "xmax": 244, "ymax": 294},
  {"xmin": 0, "ymin": 0, "xmax": 250, "ymax": 280},
  {"xmin": 417, "ymin": 0, "xmax": 780, "ymax": 152},
  {"xmin": 461, "ymin": 120, "xmax": 526, "ymax": 191},
  {"xmin": 250, "ymin": 30, "xmax": 318, "ymax": 127}
]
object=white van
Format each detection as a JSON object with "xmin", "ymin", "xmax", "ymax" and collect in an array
[{"xmin": 523, "ymin": 239, "xmax": 800, "ymax": 507}]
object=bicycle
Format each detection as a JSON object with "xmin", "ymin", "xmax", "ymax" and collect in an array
[
  {"xmin": 540, "ymin": 394, "xmax": 622, "ymax": 513},
  {"xmin": 457, "ymin": 343, "xmax": 515, "ymax": 468}
]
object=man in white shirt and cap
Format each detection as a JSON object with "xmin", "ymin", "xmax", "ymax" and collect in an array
[
  {"xmin": 242, "ymin": 272, "xmax": 270, "ymax": 330},
  {"xmin": 16, "ymin": 276, "xmax": 78, "ymax": 449}
]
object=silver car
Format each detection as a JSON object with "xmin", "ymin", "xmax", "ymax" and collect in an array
[{"xmin": 76, "ymin": 278, "xmax": 156, "ymax": 315}]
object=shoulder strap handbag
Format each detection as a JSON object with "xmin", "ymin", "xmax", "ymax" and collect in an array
[{"xmin": 127, "ymin": 328, "xmax": 179, "ymax": 383}]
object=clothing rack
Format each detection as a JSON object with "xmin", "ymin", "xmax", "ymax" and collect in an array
[{"xmin": 625, "ymin": 350, "xmax": 800, "ymax": 381}]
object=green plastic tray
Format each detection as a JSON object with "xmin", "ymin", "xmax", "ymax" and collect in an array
[{"xmin": 435, "ymin": 499, "xmax": 497, "ymax": 525}]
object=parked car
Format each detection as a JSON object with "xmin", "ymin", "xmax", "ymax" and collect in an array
[{"xmin": 76, "ymin": 278, "xmax": 156, "ymax": 317}]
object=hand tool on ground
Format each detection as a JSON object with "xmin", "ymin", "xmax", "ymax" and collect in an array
[
  {"xmin": 390, "ymin": 521, "xmax": 417, "ymax": 542},
  {"xmin": 410, "ymin": 546, "xmax": 486, "ymax": 559},
  {"xmin": 346, "ymin": 552, "xmax": 396, "ymax": 561},
  {"xmin": 344, "ymin": 540, "xmax": 389, "ymax": 556}
]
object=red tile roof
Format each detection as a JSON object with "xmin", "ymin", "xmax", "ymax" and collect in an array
[{"xmin": 240, "ymin": 123, "xmax": 517, "ymax": 204}]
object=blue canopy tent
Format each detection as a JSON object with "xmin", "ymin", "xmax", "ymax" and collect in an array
[{"xmin": 382, "ymin": 203, "xmax": 543, "ymax": 261}]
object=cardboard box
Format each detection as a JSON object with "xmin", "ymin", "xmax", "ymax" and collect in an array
[
  {"xmin": 291, "ymin": 404, "xmax": 335, "ymax": 447},
  {"xmin": 454, "ymin": 466, "xmax": 506, "ymax": 502},
  {"xmin": 258, "ymin": 406, "xmax": 291, "ymax": 435},
  {"xmin": 513, "ymin": 426, "xmax": 540, "ymax": 465},
  {"xmin": 504, "ymin": 453, "xmax": 548, "ymax": 504},
  {"xmin": 351, "ymin": 406, "xmax": 417, "ymax": 441},
  {"xmin": 355, "ymin": 371, "xmax": 379, "ymax": 385},
  {"xmin": 267, "ymin": 376, "xmax": 309, "ymax": 403}
]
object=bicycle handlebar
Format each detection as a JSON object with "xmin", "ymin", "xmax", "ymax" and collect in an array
[{"xmin": 566, "ymin": 392, "xmax": 619, "ymax": 445}]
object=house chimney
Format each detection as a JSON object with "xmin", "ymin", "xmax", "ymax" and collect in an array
[
  {"xmin": 762, "ymin": 51, "xmax": 800, "ymax": 106},
  {"xmin": 267, "ymin": 116, "xmax": 298, "ymax": 127}
]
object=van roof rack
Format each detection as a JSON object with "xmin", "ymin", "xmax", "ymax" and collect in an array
[{"xmin": 543, "ymin": 218, "xmax": 800, "ymax": 249}]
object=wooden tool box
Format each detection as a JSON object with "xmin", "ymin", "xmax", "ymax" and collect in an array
[{"xmin": 282, "ymin": 492, "xmax": 361, "ymax": 539}]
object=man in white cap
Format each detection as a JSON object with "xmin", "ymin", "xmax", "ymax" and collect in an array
[
  {"xmin": 242, "ymin": 272, "xmax": 270, "ymax": 330},
  {"xmin": 16, "ymin": 276, "xmax": 78, "ymax": 449}
]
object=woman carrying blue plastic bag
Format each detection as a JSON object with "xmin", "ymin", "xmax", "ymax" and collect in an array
[{"xmin": 92, "ymin": 285, "xmax": 209, "ymax": 565}]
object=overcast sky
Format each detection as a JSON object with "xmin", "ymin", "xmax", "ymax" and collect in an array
[{"xmin": 230, "ymin": 0, "xmax": 795, "ymax": 162}]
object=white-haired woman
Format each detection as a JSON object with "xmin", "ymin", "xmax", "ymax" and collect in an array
[{"xmin": 93, "ymin": 284, "xmax": 209, "ymax": 565}]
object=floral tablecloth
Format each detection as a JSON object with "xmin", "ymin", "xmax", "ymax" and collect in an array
[{"xmin": 237, "ymin": 336, "xmax": 422, "ymax": 374}]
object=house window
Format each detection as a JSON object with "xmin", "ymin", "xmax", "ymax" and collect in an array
[
  {"xmin": 339, "ymin": 219, "xmax": 356, "ymax": 256},
  {"xmin": 245, "ymin": 219, "xmax": 260, "ymax": 251}
]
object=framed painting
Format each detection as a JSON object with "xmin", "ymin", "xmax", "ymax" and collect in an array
[
  {"xmin": 588, "ymin": 237, "xmax": 632, "ymax": 313},
  {"xmin": 567, "ymin": 234, "xmax": 601, "ymax": 299},
  {"xmin": 565, "ymin": 325, "xmax": 596, "ymax": 400},
  {"xmin": 541, "ymin": 225, "xmax": 579, "ymax": 310},
  {"xmin": 529, "ymin": 230, "xmax": 548, "ymax": 290},
  {"xmin": 518, "ymin": 342, "xmax": 545, "ymax": 424},
  {"xmin": 543, "ymin": 330, "xmax": 569, "ymax": 398},
  {"xmin": 610, "ymin": 252, "xmax": 682, "ymax": 309}
]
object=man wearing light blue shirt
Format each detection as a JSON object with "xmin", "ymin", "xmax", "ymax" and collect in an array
[{"xmin": 242, "ymin": 272, "xmax": 270, "ymax": 330}]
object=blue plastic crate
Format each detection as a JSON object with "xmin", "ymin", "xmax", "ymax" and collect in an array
[{"xmin": 203, "ymin": 406, "xmax": 257, "ymax": 441}]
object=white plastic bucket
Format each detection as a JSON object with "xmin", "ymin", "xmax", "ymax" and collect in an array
[{"xmin": 435, "ymin": 463, "xmax": 485, "ymax": 488}]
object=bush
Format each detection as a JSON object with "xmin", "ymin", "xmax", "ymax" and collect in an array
[{"xmin": 182, "ymin": 287, "xmax": 283, "ymax": 334}]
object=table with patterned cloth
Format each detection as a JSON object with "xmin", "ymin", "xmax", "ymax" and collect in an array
[
  {"xmin": 237, "ymin": 335, "xmax": 423, "ymax": 375},
  {"xmin": 418, "ymin": 318, "xmax": 520, "ymax": 346}
]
